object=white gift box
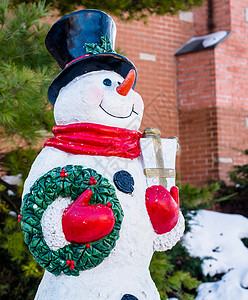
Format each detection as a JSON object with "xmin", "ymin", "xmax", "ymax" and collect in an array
[{"xmin": 140, "ymin": 132, "xmax": 178, "ymax": 190}]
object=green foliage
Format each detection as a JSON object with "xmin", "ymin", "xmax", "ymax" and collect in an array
[
  {"xmin": 168, "ymin": 243, "xmax": 203, "ymax": 281},
  {"xmin": 177, "ymin": 182, "xmax": 228, "ymax": 232},
  {"xmin": 0, "ymin": 149, "xmax": 44, "ymax": 297},
  {"xmin": 0, "ymin": 215, "xmax": 43, "ymax": 299},
  {"xmin": 0, "ymin": 147, "xmax": 39, "ymax": 217},
  {"xmin": 0, "ymin": 1, "xmax": 55, "ymax": 298},
  {"xmin": 115, "ymin": 46, "xmax": 126, "ymax": 56},
  {"xmin": 168, "ymin": 242, "xmax": 224, "ymax": 284},
  {"xmin": 0, "ymin": 156, "xmax": 44, "ymax": 298},
  {"xmin": 1, "ymin": 216, "xmax": 26, "ymax": 262},
  {"xmin": 11, "ymin": 0, "xmax": 205, "ymax": 20},
  {"xmin": 179, "ymin": 182, "xmax": 220, "ymax": 211},
  {"xmin": 3, "ymin": 147, "xmax": 39, "ymax": 177},
  {"xmin": 0, "ymin": 173, "xmax": 44, "ymax": 297},
  {"xmin": 215, "ymin": 150, "xmax": 248, "ymax": 217},
  {"xmin": 150, "ymin": 250, "xmax": 201, "ymax": 300},
  {"xmin": 0, "ymin": 0, "xmax": 56, "ymax": 147}
]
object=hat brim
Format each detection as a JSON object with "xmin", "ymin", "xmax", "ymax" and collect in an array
[{"xmin": 48, "ymin": 53, "xmax": 137, "ymax": 105}]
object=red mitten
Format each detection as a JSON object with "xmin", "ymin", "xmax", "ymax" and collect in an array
[
  {"xmin": 62, "ymin": 189, "xmax": 115, "ymax": 244},
  {"xmin": 145, "ymin": 185, "xmax": 179, "ymax": 234}
]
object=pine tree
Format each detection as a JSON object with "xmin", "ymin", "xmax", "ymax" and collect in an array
[
  {"xmin": 150, "ymin": 249, "xmax": 201, "ymax": 300},
  {"xmin": 0, "ymin": 0, "xmax": 56, "ymax": 146},
  {"xmin": 12, "ymin": 0, "xmax": 205, "ymax": 20},
  {"xmin": 0, "ymin": 1, "xmax": 56, "ymax": 298},
  {"xmin": 0, "ymin": 0, "xmax": 57, "ymax": 204}
]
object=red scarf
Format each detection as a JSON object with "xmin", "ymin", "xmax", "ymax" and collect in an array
[{"xmin": 44, "ymin": 123, "xmax": 142, "ymax": 159}]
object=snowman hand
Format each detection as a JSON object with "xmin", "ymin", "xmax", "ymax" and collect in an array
[
  {"xmin": 145, "ymin": 185, "xmax": 179, "ymax": 234},
  {"xmin": 62, "ymin": 189, "xmax": 115, "ymax": 244}
]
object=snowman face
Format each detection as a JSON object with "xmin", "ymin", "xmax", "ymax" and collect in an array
[{"xmin": 54, "ymin": 70, "xmax": 144, "ymax": 130}]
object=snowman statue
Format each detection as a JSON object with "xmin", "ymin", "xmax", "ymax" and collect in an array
[{"xmin": 20, "ymin": 9, "xmax": 184, "ymax": 300}]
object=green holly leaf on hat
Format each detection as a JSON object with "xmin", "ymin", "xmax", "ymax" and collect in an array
[{"xmin": 85, "ymin": 34, "xmax": 115, "ymax": 55}]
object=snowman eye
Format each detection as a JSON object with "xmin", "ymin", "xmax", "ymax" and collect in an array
[
  {"xmin": 117, "ymin": 81, "xmax": 121, "ymax": 85},
  {"xmin": 103, "ymin": 78, "xmax": 112, "ymax": 86}
]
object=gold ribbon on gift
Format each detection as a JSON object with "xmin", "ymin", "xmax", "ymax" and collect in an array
[
  {"xmin": 144, "ymin": 168, "xmax": 175, "ymax": 178},
  {"xmin": 143, "ymin": 128, "xmax": 178, "ymax": 188}
]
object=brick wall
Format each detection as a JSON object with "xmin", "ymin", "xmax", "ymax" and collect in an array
[
  {"xmin": 177, "ymin": 0, "xmax": 248, "ymax": 185},
  {"xmin": 217, "ymin": 107, "xmax": 248, "ymax": 182},
  {"xmin": 193, "ymin": 0, "xmax": 231, "ymax": 35},
  {"xmin": 179, "ymin": 107, "xmax": 219, "ymax": 184},
  {"xmin": 177, "ymin": 50, "xmax": 216, "ymax": 109},
  {"xmin": 193, "ymin": 0, "xmax": 209, "ymax": 35},
  {"xmin": 214, "ymin": 0, "xmax": 248, "ymax": 182},
  {"xmin": 177, "ymin": 49, "xmax": 218, "ymax": 184}
]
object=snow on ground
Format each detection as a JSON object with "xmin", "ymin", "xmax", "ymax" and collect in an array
[
  {"xmin": 1, "ymin": 174, "xmax": 22, "ymax": 186},
  {"xmin": 1, "ymin": 174, "xmax": 22, "ymax": 196},
  {"xmin": 1, "ymin": 174, "xmax": 22, "ymax": 216},
  {"xmin": 183, "ymin": 210, "xmax": 248, "ymax": 300}
]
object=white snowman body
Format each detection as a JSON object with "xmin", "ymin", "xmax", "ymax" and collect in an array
[{"xmin": 22, "ymin": 70, "xmax": 184, "ymax": 300}]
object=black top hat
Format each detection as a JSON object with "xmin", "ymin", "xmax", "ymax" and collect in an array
[{"xmin": 46, "ymin": 9, "xmax": 137, "ymax": 105}]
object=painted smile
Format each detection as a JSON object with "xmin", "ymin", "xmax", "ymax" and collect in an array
[{"xmin": 99, "ymin": 101, "xmax": 138, "ymax": 119}]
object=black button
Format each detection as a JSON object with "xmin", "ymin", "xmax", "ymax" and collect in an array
[
  {"xmin": 113, "ymin": 171, "xmax": 134, "ymax": 194},
  {"xmin": 121, "ymin": 294, "xmax": 138, "ymax": 300}
]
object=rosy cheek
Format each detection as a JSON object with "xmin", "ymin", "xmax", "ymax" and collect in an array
[{"xmin": 83, "ymin": 87, "xmax": 103, "ymax": 106}]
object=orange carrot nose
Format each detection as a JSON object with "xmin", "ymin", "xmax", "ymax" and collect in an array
[{"xmin": 116, "ymin": 69, "xmax": 136, "ymax": 96}]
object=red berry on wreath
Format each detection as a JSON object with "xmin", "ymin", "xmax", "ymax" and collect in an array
[{"xmin": 60, "ymin": 169, "xmax": 68, "ymax": 178}]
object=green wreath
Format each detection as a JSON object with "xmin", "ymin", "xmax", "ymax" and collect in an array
[{"xmin": 20, "ymin": 165, "xmax": 123, "ymax": 276}]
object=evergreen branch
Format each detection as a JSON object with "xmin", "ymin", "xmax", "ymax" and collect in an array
[
  {"xmin": 4, "ymin": 22, "xmax": 28, "ymax": 41},
  {"xmin": 0, "ymin": 178, "xmax": 18, "ymax": 193},
  {"xmin": 0, "ymin": 191, "xmax": 20, "ymax": 215},
  {"xmin": 11, "ymin": 47, "xmax": 41, "ymax": 59},
  {"xmin": 0, "ymin": 81, "xmax": 28, "ymax": 101},
  {"xmin": 0, "ymin": 122, "xmax": 25, "ymax": 138}
]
